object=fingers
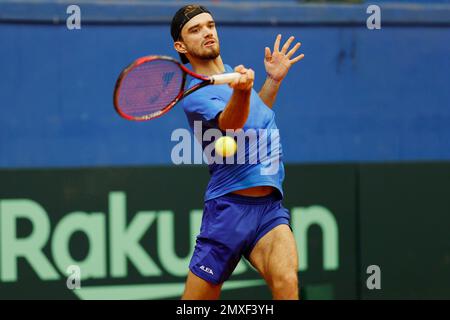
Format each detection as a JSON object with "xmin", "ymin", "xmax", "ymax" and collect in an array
[
  {"xmin": 273, "ymin": 34, "xmax": 303, "ymax": 60},
  {"xmin": 230, "ymin": 65, "xmax": 245, "ymax": 87},
  {"xmin": 290, "ymin": 53, "xmax": 305, "ymax": 64},
  {"xmin": 281, "ymin": 36, "xmax": 295, "ymax": 54},
  {"xmin": 230, "ymin": 65, "xmax": 254, "ymax": 91},
  {"xmin": 246, "ymin": 68, "xmax": 255, "ymax": 82},
  {"xmin": 234, "ymin": 65, "xmax": 245, "ymax": 73},
  {"xmin": 286, "ymin": 42, "xmax": 301, "ymax": 59},
  {"xmin": 273, "ymin": 34, "xmax": 305, "ymax": 64},
  {"xmin": 273, "ymin": 34, "xmax": 281, "ymax": 52},
  {"xmin": 237, "ymin": 68, "xmax": 254, "ymax": 89},
  {"xmin": 265, "ymin": 47, "xmax": 272, "ymax": 61},
  {"xmin": 229, "ymin": 76, "xmax": 240, "ymax": 88}
]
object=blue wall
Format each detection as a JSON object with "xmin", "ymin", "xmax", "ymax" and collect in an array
[{"xmin": 0, "ymin": 1, "xmax": 449, "ymax": 168}]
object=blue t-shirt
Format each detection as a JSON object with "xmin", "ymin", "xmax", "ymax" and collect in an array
[{"xmin": 182, "ymin": 64, "xmax": 285, "ymax": 201}]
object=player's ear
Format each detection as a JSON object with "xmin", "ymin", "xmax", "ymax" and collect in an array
[{"xmin": 174, "ymin": 41, "xmax": 188, "ymax": 55}]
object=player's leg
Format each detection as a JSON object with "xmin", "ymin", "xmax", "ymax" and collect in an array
[
  {"xmin": 182, "ymin": 195, "xmax": 252, "ymax": 300},
  {"xmin": 248, "ymin": 224, "xmax": 299, "ymax": 299},
  {"xmin": 182, "ymin": 271, "xmax": 223, "ymax": 300}
]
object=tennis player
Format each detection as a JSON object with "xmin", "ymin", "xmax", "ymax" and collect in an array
[{"xmin": 171, "ymin": 4, "xmax": 304, "ymax": 300}]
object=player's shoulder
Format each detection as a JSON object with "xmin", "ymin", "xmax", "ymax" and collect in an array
[
  {"xmin": 182, "ymin": 64, "xmax": 233, "ymax": 108},
  {"xmin": 181, "ymin": 82, "xmax": 214, "ymax": 112}
]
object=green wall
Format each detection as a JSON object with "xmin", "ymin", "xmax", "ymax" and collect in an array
[{"xmin": 0, "ymin": 163, "xmax": 449, "ymax": 299}]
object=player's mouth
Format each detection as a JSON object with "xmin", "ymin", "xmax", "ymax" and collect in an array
[{"xmin": 203, "ymin": 39, "xmax": 216, "ymax": 47}]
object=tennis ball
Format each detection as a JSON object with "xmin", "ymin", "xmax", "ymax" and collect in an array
[{"xmin": 215, "ymin": 136, "xmax": 237, "ymax": 157}]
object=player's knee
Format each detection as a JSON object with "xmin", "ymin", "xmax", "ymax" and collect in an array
[
  {"xmin": 271, "ymin": 270, "xmax": 298, "ymax": 292},
  {"xmin": 270, "ymin": 271, "xmax": 299, "ymax": 299}
]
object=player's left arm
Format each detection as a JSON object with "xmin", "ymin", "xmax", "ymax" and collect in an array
[{"xmin": 259, "ymin": 34, "xmax": 304, "ymax": 108}]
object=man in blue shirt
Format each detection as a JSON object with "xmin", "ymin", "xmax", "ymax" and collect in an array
[{"xmin": 171, "ymin": 4, "xmax": 304, "ymax": 300}]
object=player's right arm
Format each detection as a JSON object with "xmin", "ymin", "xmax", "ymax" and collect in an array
[{"xmin": 217, "ymin": 65, "xmax": 254, "ymax": 130}]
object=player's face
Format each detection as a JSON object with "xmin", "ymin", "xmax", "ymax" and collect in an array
[{"xmin": 180, "ymin": 13, "xmax": 220, "ymax": 61}]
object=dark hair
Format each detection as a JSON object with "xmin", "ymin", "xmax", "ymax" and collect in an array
[{"xmin": 170, "ymin": 4, "xmax": 211, "ymax": 64}]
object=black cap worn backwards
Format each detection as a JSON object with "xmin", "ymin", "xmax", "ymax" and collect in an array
[{"xmin": 171, "ymin": 4, "xmax": 212, "ymax": 64}]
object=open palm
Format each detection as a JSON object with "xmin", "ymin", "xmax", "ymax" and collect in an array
[{"xmin": 264, "ymin": 34, "xmax": 304, "ymax": 82}]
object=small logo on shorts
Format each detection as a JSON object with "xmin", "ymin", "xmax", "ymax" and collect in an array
[{"xmin": 200, "ymin": 265, "xmax": 214, "ymax": 275}]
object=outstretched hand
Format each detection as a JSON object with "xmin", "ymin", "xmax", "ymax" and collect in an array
[{"xmin": 264, "ymin": 34, "xmax": 304, "ymax": 82}]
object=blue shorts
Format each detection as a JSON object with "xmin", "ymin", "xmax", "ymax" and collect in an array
[{"xmin": 189, "ymin": 192, "xmax": 291, "ymax": 285}]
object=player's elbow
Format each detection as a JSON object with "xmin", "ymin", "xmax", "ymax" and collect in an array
[
  {"xmin": 218, "ymin": 109, "xmax": 249, "ymax": 131},
  {"xmin": 218, "ymin": 117, "xmax": 246, "ymax": 131},
  {"xmin": 219, "ymin": 122, "xmax": 245, "ymax": 131}
]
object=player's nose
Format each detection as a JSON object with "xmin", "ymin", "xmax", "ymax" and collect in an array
[{"xmin": 203, "ymin": 29, "xmax": 214, "ymax": 39}]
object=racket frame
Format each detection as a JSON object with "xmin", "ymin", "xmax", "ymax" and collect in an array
[{"xmin": 113, "ymin": 55, "xmax": 215, "ymax": 121}]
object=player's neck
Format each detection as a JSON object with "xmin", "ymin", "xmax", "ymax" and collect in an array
[{"xmin": 191, "ymin": 56, "xmax": 225, "ymax": 76}]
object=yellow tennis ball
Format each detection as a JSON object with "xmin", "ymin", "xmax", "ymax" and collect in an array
[{"xmin": 215, "ymin": 136, "xmax": 237, "ymax": 157}]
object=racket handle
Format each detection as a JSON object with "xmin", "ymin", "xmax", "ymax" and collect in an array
[{"xmin": 210, "ymin": 72, "xmax": 241, "ymax": 85}]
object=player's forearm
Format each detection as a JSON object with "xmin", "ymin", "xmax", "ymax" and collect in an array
[
  {"xmin": 259, "ymin": 77, "xmax": 282, "ymax": 109},
  {"xmin": 218, "ymin": 89, "xmax": 251, "ymax": 130}
]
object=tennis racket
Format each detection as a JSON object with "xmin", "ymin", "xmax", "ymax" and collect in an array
[{"xmin": 113, "ymin": 55, "xmax": 241, "ymax": 121}]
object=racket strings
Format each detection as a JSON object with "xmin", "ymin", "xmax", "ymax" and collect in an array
[{"xmin": 118, "ymin": 60, "xmax": 183, "ymax": 117}]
